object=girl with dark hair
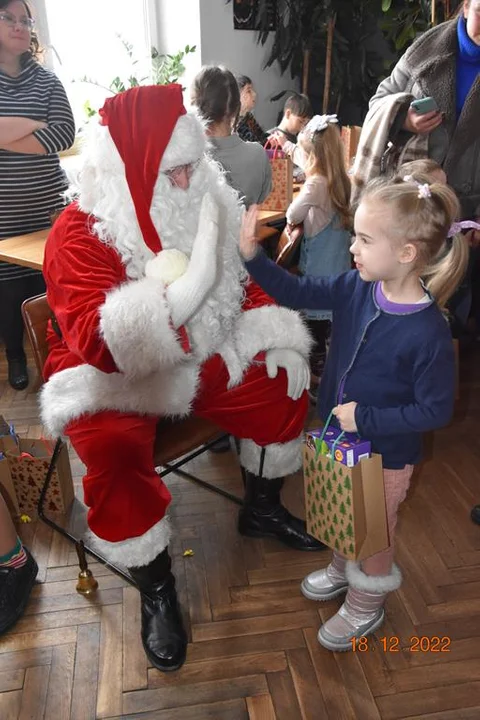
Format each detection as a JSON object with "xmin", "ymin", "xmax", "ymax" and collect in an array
[
  {"xmin": 235, "ymin": 73, "xmax": 269, "ymax": 145},
  {"xmin": 191, "ymin": 66, "xmax": 271, "ymax": 208},
  {"xmin": 0, "ymin": 0, "xmax": 75, "ymax": 389}
]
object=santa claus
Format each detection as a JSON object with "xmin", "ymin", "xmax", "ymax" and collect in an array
[{"xmin": 41, "ymin": 84, "xmax": 323, "ymax": 673}]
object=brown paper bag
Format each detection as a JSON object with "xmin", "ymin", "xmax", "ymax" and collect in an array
[
  {"xmin": 341, "ymin": 126, "xmax": 362, "ymax": 170},
  {"xmin": 304, "ymin": 431, "xmax": 388, "ymax": 561},
  {"xmin": 260, "ymin": 150, "xmax": 294, "ymax": 212},
  {"xmin": 6, "ymin": 439, "xmax": 74, "ymax": 517},
  {"xmin": 0, "ymin": 454, "xmax": 20, "ymax": 517}
]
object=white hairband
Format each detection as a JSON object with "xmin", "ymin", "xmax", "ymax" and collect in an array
[
  {"xmin": 403, "ymin": 175, "xmax": 432, "ymax": 199},
  {"xmin": 303, "ymin": 114, "xmax": 338, "ymax": 139}
]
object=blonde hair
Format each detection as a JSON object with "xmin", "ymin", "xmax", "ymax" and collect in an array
[
  {"xmin": 399, "ymin": 158, "xmax": 443, "ymax": 178},
  {"xmin": 361, "ymin": 175, "xmax": 469, "ymax": 309},
  {"xmin": 299, "ymin": 125, "xmax": 352, "ymax": 229}
]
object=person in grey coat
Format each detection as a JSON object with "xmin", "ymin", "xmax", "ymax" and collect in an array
[{"xmin": 369, "ymin": 0, "xmax": 479, "ymax": 224}]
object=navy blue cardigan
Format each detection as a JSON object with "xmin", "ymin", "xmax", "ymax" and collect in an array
[{"xmin": 245, "ymin": 253, "xmax": 455, "ymax": 469}]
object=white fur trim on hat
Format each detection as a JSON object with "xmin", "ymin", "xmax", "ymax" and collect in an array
[
  {"xmin": 99, "ymin": 276, "xmax": 188, "ymax": 379},
  {"xmin": 226, "ymin": 306, "xmax": 314, "ymax": 388},
  {"xmin": 160, "ymin": 113, "xmax": 206, "ymax": 172},
  {"xmin": 85, "ymin": 515, "xmax": 171, "ymax": 568},
  {"xmin": 346, "ymin": 562, "xmax": 402, "ymax": 594},
  {"xmin": 240, "ymin": 435, "xmax": 303, "ymax": 478}
]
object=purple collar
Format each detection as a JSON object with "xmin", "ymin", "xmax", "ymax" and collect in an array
[{"xmin": 374, "ymin": 282, "xmax": 433, "ymax": 315}]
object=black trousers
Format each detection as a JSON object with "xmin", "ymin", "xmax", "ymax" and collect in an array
[{"xmin": 0, "ymin": 272, "xmax": 46, "ymax": 360}]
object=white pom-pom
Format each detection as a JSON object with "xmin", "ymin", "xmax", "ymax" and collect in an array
[{"xmin": 145, "ymin": 249, "xmax": 190, "ymax": 286}]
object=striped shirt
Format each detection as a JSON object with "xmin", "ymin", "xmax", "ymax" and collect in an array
[{"xmin": 0, "ymin": 57, "xmax": 75, "ymax": 280}]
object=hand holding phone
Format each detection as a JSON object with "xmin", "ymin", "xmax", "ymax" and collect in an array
[
  {"xmin": 410, "ymin": 97, "xmax": 439, "ymax": 114},
  {"xmin": 404, "ymin": 97, "xmax": 442, "ymax": 135}
]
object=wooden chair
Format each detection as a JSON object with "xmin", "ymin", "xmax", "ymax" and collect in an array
[{"xmin": 21, "ymin": 294, "xmax": 241, "ymax": 590}]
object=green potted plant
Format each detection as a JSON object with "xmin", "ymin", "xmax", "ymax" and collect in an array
[{"xmin": 79, "ymin": 38, "xmax": 196, "ymax": 119}]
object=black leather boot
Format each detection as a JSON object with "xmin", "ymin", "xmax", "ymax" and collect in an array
[
  {"xmin": 0, "ymin": 547, "xmax": 38, "ymax": 635},
  {"xmin": 7, "ymin": 356, "xmax": 28, "ymax": 391},
  {"xmin": 471, "ymin": 505, "xmax": 480, "ymax": 525},
  {"xmin": 238, "ymin": 472, "xmax": 326, "ymax": 551},
  {"xmin": 129, "ymin": 549, "xmax": 187, "ymax": 672}
]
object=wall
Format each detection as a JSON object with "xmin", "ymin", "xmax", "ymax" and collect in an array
[
  {"xmin": 153, "ymin": 0, "xmax": 298, "ymax": 128},
  {"xmin": 199, "ymin": 0, "xmax": 298, "ymax": 128},
  {"xmin": 150, "ymin": 0, "xmax": 203, "ymax": 97}
]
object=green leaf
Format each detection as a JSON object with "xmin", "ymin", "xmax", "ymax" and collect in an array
[{"xmin": 382, "ymin": 0, "xmax": 392, "ymax": 12}]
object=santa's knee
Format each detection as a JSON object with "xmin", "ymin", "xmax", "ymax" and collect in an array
[{"xmin": 68, "ymin": 412, "xmax": 157, "ymax": 473}]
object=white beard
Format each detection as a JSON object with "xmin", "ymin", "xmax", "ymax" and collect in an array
[
  {"xmin": 74, "ymin": 125, "xmax": 248, "ymax": 362},
  {"xmin": 151, "ymin": 160, "xmax": 248, "ymax": 359}
]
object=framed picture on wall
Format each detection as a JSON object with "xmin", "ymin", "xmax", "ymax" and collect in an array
[{"xmin": 233, "ymin": 0, "xmax": 276, "ymax": 31}]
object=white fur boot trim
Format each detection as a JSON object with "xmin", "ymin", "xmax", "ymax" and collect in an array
[
  {"xmin": 346, "ymin": 561, "xmax": 402, "ymax": 594},
  {"xmin": 85, "ymin": 516, "xmax": 172, "ymax": 568},
  {"xmin": 239, "ymin": 435, "xmax": 302, "ymax": 479}
]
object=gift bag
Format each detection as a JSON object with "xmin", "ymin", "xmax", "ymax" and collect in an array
[
  {"xmin": 341, "ymin": 126, "xmax": 362, "ymax": 170},
  {"xmin": 0, "ymin": 452, "xmax": 19, "ymax": 517},
  {"xmin": 0, "ymin": 416, "xmax": 20, "ymax": 516},
  {"xmin": 304, "ymin": 415, "xmax": 389, "ymax": 561},
  {"xmin": 6, "ymin": 438, "xmax": 74, "ymax": 518},
  {"xmin": 260, "ymin": 140, "xmax": 293, "ymax": 212}
]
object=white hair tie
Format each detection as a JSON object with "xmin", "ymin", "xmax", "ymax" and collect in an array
[
  {"xmin": 303, "ymin": 114, "xmax": 338, "ymax": 140},
  {"xmin": 402, "ymin": 175, "xmax": 432, "ymax": 199}
]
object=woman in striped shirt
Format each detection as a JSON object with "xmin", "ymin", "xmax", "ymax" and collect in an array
[{"xmin": 0, "ymin": 0, "xmax": 75, "ymax": 389}]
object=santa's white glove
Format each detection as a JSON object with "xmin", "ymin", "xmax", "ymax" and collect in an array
[
  {"xmin": 165, "ymin": 192, "xmax": 219, "ymax": 328},
  {"xmin": 265, "ymin": 348, "xmax": 310, "ymax": 401}
]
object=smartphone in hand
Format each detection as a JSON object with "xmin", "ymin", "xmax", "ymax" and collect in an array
[{"xmin": 410, "ymin": 97, "xmax": 439, "ymax": 114}]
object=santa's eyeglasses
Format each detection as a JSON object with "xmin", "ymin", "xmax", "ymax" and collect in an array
[{"xmin": 163, "ymin": 159, "xmax": 201, "ymax": 186}]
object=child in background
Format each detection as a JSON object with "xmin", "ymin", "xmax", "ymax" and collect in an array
[
  {"xmin": 399, "ymin": 158, "xmax": 447, "ymax": 185},
  {"xmin": 286, "ymin": 114, "xmax": 352, "ymax": 393},
  {"xmin": 235, "ymin": 75, "xmax": 269, "ymax": 145},
  {"xmin": 239, "ymin": 175, "xmax": 468, "ymax": 650},
  {"xmin": 268, "ymin": 93, "xmax": 312, "ymax": 144}
]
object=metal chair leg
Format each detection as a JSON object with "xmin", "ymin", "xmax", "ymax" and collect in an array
[{"xmin": 37, "ymin": 437, "xmax": 137, "ymax": 590}]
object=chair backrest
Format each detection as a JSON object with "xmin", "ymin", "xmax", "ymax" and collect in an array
[{"xmin": 21, "ymin": 294, "xmax": 52, "ymax": 378}]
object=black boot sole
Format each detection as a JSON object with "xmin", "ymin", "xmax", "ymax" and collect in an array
[
  {"xmin": 143, "ymin": 645, "xmax": 187, "ymax": 673},
  {"xmin": 238, "ymin": 524, "xmax": 327, "ymax": 551}
]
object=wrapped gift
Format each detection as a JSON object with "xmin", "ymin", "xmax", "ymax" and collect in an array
[{"xmin": 308, "ymin": 426, "xmax": 371, "ymax": 467}]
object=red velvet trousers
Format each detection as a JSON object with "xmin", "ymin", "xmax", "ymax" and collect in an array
[{"xmin": 66, "ymin": 354, "xmax": 307, "ymax": 543}]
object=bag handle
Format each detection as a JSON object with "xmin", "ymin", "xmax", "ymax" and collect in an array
[
  {"xmin": 264, "ymin": 137, "xmax": 283, "ymax": 160},
  {"xmin": 315, "ymin": 409, "xmax": 345, "ymax": 460}
]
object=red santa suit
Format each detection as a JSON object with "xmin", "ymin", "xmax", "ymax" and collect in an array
[{"xmin": 40, "ymin": 85, "xmax": 314, "ymax": 569}]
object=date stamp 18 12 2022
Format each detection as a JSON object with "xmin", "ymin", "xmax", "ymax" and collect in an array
[{"xmin": 352, "ymin": 636, "xmax": 451, "ymax": 653}]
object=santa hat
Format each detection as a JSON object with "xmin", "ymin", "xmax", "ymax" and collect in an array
[{"xmin": 99, "ymin": 84, "xmax": 204, "ymax": 255}]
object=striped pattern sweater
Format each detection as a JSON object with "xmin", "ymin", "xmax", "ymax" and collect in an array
[{"xmin": 0, "ymin": 57, "xmax": 75, "ymax": 280}]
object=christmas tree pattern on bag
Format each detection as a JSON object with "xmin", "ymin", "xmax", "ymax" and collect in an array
[{"xmin": 305, "ymin": 448, "xmax": 356, "ymax": 558}]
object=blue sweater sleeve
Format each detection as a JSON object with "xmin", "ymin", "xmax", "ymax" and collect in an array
[
  {"xmin": 354, "ymin": 330, "xmax": 455, "ymax": 437},
  {"xmin": 245, "ymin": 250, "xmax": 340, "ymax": 311}
]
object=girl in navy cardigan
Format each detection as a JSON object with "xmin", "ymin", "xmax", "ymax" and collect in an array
[{"xmin": 240, "ymin": 175, "xmax": 468, "ymax": 651}]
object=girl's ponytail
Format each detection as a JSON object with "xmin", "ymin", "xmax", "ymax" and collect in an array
[{"xmin": 424, "ymin": 231, "xmax": 470, "ymax": 309}]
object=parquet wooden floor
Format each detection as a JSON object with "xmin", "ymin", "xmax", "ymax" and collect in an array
[{"xmin": 0, "ymin": 345, "xmax": 479, "ymax": 720}]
